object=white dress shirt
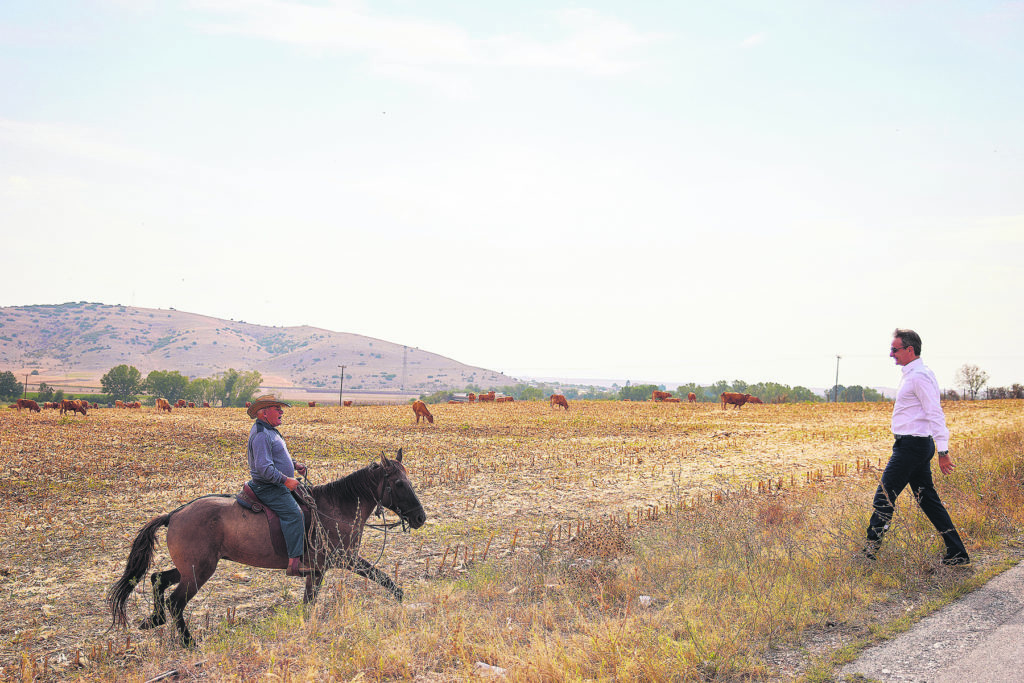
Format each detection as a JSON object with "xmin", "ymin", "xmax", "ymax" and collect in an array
[{"xmin": 891, "ymin": 357, "xmax": 950, "ymax": 452}]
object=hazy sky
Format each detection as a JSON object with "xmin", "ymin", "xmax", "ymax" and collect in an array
[{"xmin": 2, "ymin": 1, "xmax": 1022, "ymax": 391}]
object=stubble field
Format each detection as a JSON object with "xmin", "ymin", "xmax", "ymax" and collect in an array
[{"xmin": 2, "ymin": 399, "xmax": 1022, "ymax": 679}]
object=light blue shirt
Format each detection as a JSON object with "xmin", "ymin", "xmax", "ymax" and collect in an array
[{"xmin": 247, "ymin": 420, "xmax": 295, "ymax": 485}]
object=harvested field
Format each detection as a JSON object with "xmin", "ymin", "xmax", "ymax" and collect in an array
[{"xmin": 2, "ymin": 399, "xmax": 1022, "ymax": 678}]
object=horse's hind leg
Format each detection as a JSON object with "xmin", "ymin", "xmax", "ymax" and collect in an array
[
  {"xmin": 166, "ymin": 562, "xmax": 217, "ymax": 648},
  {"xmin": 304, "ymin": 570, "xmax": 326, "ymax": 604},
  {"xmin": 140, "ymin": 568, "xmax": 181, "ymax": 629}
]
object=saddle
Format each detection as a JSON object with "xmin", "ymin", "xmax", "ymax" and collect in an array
[{"xmin": 235, "ymin": 483, "xmax": 313, "ymax": 559}]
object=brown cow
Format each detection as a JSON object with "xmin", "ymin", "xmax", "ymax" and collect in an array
[
  {"xmin": 496, "ymin": 396, "xmax": 514, "ymax": 403},
  {"xmin": 202, "ymin": 401, "xmax": 210, "ymax": 408},
  {"xmin": 115, "ymin": 400, "xmax": 125, "ymax": 408},
  {"xmin": 687, "ymin": 392, "xmax": 697, "ymax": 403},
  {"xmin": 663, "ymin": 397, "xmax": 681, "ymax": 403},
  {"xmin": 128, "ymin": 401, "xmax": 142, "ymax": 409},
  {"xmin": 188, "ymin": 401, "xmax": 196, "ymax": 408},
  {"xmin": 747, "ymin": 396, "xmax": 763, "ymax": 404},
  {"xmin": 308, "ymin": 401, "xmax": 316, "ymax": 407},
  {"xmin": 720, "ymin": 392, "xmax": 752, "ymax": 410},
  {"xmin": 412, "ymin": 400, "xmax": 434, "ymax": 424},
  {"xmin": 155, "ymin": 398, "xmax": 172, "ymax": 412},
  {"xmin": 343, "ymin": 400, "xmax": 353, "ymax": 407},
  {"xmin": 478, "ymin": 391, "xmax": 496, "ymax": 402},
  {"xmin": 651, "ymin": 390, "xmax": 672, "ymax": 402},
  {"xmin": 550, "ymin": 394, "xmax": 569, "ymax": 411},
  {"xmin": 43, "ymin": 402, "xmax": 58, "ymax": 409},
  {"xmin": 467, "ymin": 393, "xmax": 477, "ymax": 403},
  {"xmin": 175, "ymin": 399, "xmax": 187, "ymax": 408},
  {"xmin": 16, "ymin": 398, "xmax": 41, "ymax": 412},
  {"xmin": 59, "ymin": 399, "xmax": 88, "ymax": 416}
]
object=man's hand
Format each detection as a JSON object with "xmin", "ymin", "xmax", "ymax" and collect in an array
[
  {"xmin": 294, "ymin": 462, "xmax": 307, "ymax": 477},
  {"xmin": 938, "ymin": 453, "xmax": 955, "ymax": 475},
  {"xmin": 284, "ymin": 477, "xmax": 299, "ymax": 491}
]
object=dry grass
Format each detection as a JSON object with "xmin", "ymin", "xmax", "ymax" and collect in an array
[{"xmin": 2, "ymin": 400, "xmax": 1023, "ymax": 681}]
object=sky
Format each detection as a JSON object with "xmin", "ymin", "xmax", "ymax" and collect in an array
[{"xmin": 2, "ymin": 0, "xmax": 1022, "ymax": 392}]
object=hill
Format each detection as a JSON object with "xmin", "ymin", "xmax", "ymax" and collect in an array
[{"xmin": 0, "ymin": 302, "xmax": 517, "ymax": 394}]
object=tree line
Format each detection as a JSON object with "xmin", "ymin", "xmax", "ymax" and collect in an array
[{"xmin": 98, "ymin": 365, "xmax": 263, "ymax": 405}]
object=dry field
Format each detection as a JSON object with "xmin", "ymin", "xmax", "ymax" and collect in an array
[{"xmin": 2, "ymin": 399, "xmax": 1022, "ymax": 679}]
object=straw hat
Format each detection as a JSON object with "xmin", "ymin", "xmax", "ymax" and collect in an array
[{"xmin": 247, "ymin": 394, "xmax": 291, "ymax": 419}]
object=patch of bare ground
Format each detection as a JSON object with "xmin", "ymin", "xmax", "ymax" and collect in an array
[{"xmin": 1, "ymin": 399, "xmax": 1022, "ymax": 679}]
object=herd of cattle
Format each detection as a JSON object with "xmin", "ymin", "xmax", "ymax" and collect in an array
[{"xmin": 9, "ymin": 389, "xmax": 766, "ymax": 423}]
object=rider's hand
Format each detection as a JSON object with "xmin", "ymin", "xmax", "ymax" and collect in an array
[
  {"xmin": 284, "ymin": 477, "xmax": 299, "ymax": 491},
  {"xmin": 294, "ymin": 462, "xmax": 307, "ymax": 477}
]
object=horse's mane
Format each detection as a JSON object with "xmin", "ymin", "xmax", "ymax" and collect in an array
[{"xmin": 311, "ymin": 464, "xmax": 382, "ymax": 504}]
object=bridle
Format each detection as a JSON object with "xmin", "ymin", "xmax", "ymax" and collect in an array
[{"xmin": 366, "ymin": 464, "xmax": 414, "ymax": 534}]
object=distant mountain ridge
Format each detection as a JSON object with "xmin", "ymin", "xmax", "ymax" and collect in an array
[{"xmin": 0, "ymin": 302, "xmax": 517, "ymax": 393}]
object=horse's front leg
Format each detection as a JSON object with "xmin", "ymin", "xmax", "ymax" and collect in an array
[
  {"xmin": 347, "ymin": 556, "xmax": 403, "ymax": 602},
  {"xmin": 303, "ymin": 570, "xmax": 326, "ymax": 604}
]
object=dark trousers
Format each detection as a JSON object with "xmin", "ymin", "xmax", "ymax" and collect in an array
[
  {"xmin": 248, "ymin": 480, "xmax": 305, "ymax": 559},
  {"xmin": 866, "ymin": 435, "xmax": 968, "ymax": 558}
]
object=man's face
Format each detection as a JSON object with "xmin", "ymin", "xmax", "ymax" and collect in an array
[
  {"xmin": 260, "ymin": 405, "xmax": 284, "ymax": 427},
  {"xmin": 890, "ymin": 338, "xmax": 915, "ymax": 367}
]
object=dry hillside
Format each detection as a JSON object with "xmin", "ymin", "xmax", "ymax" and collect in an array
[{"xmin": 0, "ymin": 302, "xmax": 516, "ymax": 394}]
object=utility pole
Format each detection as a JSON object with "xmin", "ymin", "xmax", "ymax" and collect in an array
[
  {"xmin": 338, "ymin": 365, "xmax": 346, "ymax": 406},
  {"xmin": 23, "ymin": 373, "xmax": 29, "ymax": 398},
  {"xmin": 834, "ymin": 355, "xmax": 841, "ymax": 403}
]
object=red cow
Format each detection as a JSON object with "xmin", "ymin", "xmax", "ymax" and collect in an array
[
  {"xmin": 478, "ymin": 391, "xmax": 496, "ymax": 402},
  {"xmin": 412, "ymin": 400, "xmax": 434, "ymax": 424},
  {"xmin": 16, "ymin": 398, "xmax": 41, "ymax": 412},
  {"xmin": 188, "ymin": 402, "xmax": 196, "ymax": 408},
  {"xmin": 129, "ymin": 401, "xmax": 142, "ymax": 409},
  {"xmin": 308, "ymin": 401, "xmax": 316, "ymax": 407},
  {"xmin": 663, "ymin": 397, "xmax": 681, "ymax": 403},
  {"xmin": 175, "ymin": 399, "xmax": 187, "ymax": 408},
  {"xmin": 720, "ymin": 392, "xmax": 752, "ymax": 410},
  {"xmin": 59, "ymin": 399, "xmax": 88, "ymax": 416},
  {"xmin": 496, "ymin": 396, "xmax": 514, "ymax": 403},
  {"xmin": 687, "ymin": 392, "xmax": 697, "ymax": 403},
  {"xmin": 343, "ymin": 400, "xmax": 353, "ymax": 407},
  {"xmin": 747, "ymin": 396, "xmax": 763, "ymax": 404},
  {"xmin": 651, "ymin": 390, "xmax": 672, "ymax": 402},
  {"xmin": 202, "ymin": 402, "xmax": 210, "ymax": 408},
  {"xmin": 550, "ymin": 394, "xmax": 569, "ymax": 411},
  {"xmin": 155, "ymin": 398, "xmax": 172, "ymax": 412},
  {"xmin": 467, "ymin": 393, "xmax": 477, "ymax": 403}
]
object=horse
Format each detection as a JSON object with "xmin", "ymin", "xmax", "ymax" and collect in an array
[{"xmin": 107, "ymin": 449, "xmax": 426, "ymax": 647}]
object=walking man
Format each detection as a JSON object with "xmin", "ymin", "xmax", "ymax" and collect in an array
[{"xmin": 865, "ymin": 329, "xmax": 970, "ymax": 565}]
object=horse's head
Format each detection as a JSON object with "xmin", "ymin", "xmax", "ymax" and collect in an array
[{"xmin": 372, "ymin": 448, "xmax": 426, "ymax": 530}]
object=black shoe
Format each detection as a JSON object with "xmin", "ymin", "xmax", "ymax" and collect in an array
[
  {"xmin": 941, "ymin": 552, "xmax": 970, "ymax": 567},
  {"xmin": 862, "ymin": 544, "xmax": 878, "ymax": 561}
]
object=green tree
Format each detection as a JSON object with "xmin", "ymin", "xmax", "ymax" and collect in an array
[
  {"xmin": 0, "ymin": 371, "xmax": 21, "ymax": 401},
  {"xmin": 36, "ymin": 382, "xmax": 55, "ymax": 401},
  {"xmin": 185, "ymin": 378, "xmax": 218, "ymax": 404},
  {"xmin": 955, "ymin": 363, "xmax": 989, "ymax": 400},
  {"xmin": 145, "ymin": 370, "xmax": 190, "ymax": 403},
  {"xmin": 216, "ymin": 368, "xmax": 263, "ymax": 407},
  {"xmin": 619, "ymin": 384, "xmax": 660, "ymax": 401},
  {"xmin": 101, "ymin": 365, "xmax": 143, "ymax": 402}
]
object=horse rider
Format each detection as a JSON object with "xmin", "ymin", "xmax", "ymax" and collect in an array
[{"xmin": 245, "ymin": 394, "xmax": 310, "ymax": 576}]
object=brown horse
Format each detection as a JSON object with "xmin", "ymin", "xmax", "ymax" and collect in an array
[{"xmin": 107, "ymin": 450, "xmax": 426, "ymax": 647}]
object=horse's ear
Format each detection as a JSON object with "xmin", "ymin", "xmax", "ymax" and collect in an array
[
  {"xmin": 380, "ymin": 452, "xmax": 390, "ymax": 468},
  {"xmin": 396, "ymin": 448, "xmax": 403, "ymax": 463}
]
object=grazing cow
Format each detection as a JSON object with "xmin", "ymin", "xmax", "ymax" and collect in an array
[
  {"xmin": 663, "ymin": 397, "xmax": 681, "ymax": 403},
  {"xmin": 720, "ymin": 392, "xmax": 752, "ymax": 410},
  {"xmin": 6, "ymin": 404, "xmax": 16, "ymax": 410},
  {"xmin": 155, "ymin": 398, "xmax": 172, "ymax": 412},
  {"xmin": 496, "ymin": 396, "xmax": 514, "ymax": 403},
  {"xmin": 467, "ymin": 393, "xmax": 477, "ymax": 403},
  {"xmin": 343, "ymin": 400, "xmax": 353, "ymax": 407},
  {"xmin": 188, "ymin": 402, "xmax": 196, "ymax": 408},
  {"xmin": 128, "ymin": 401, "xmax": 142, "ymax": 409},
  {"xmin": 59, "ymin": 399, "xmax": 88, "ymax": 416},
  {"xmin": 651, "ymin": 390, "xmax": 672, "ymax": 402},
  {"xmin": 16, "ymin": 398, "xmax": 41, "ymax": 412},
  {"xmin": 478, "ymin": 391, "xmax": 496, "ymax": 402},
  {"xmin": 688, "ymin": 392, "xmax": 697, "ymax": 403},
  {"xmin": 747, "ymin": 396, "xmax": 763, "ymax": 404},
  {"xmin": 202, "ymin": 401, "xmax": 210, "ymax": 408},
  {"xmin": 550, "ymin": 394, "xmax": 569, "ymax": 411},
  {"xmin": 115, "ymin": 400, "xmax": 125, "ymax": 409},
  {"xmin": 175, "ymin": 399, "xmax": 187, "ymax": 408},
  {"xmin": 308, "ymin": 401, "xmax": 316, "ymax": 407},
  {"xmin": 412, "ymin": 400, "xmax": 434, "ymax": 424},
  {"xmin": 43, "ymin": 402, "xmax": 58, "ymax": 409}
]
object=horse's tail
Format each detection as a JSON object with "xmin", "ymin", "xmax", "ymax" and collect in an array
[{"xmin": 106, "ymin": 513, "xmax": 170, "ymax": 629}]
